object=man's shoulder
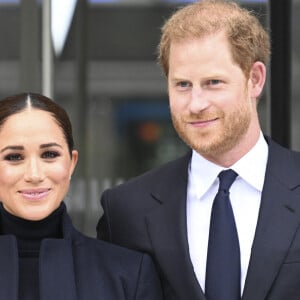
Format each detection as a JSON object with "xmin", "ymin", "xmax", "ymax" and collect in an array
[
  {"xmin": 265, "ymin": 137, "xmax": 300, "ymax": 181},
  {"xmin": 267, "ymin": 136, "xmax": 300, "ymax": 161}
]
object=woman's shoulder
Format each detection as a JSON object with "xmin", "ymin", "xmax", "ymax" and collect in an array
[
  {"xmin": 63, "ymin": 225, "xmax": 163, "ymax": 299},
  {"xmin": 76, "ymin": 233, "xmax": 146, "ymax": 263},
  {"xmin": 75, "ymin": 235, "xmax": 159, "ymax": 285}
]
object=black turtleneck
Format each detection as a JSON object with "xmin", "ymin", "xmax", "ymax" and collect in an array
[{"xmin": 0, "ymin": 203, "xmax": 64, "ymax": 300}]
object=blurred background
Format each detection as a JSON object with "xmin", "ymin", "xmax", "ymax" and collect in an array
[{"xmin": 0, "ymin": 0, "xmax": 297, "ymax": 236}]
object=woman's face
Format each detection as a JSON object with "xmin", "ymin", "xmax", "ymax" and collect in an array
[{"xmin": 0, "ymin": 109, "xmax": 78, "ymax": 220}]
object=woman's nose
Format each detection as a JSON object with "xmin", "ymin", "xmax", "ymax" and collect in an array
[{"xmin": 24, "ymin": 158, "xmax": 44, "ymax": 182}]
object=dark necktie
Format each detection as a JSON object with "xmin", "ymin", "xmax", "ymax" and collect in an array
[{"xmin": 205, "ymin": 169, "xmax": 241, "ymax": 300}]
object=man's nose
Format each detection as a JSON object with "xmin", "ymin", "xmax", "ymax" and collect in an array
[{"xmin": 189, "ymin": 87, "xmax": 210, "ymax": 113}]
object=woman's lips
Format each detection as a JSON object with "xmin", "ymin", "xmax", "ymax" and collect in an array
[{"xmin": 18, "ymin": 189, "xmax": 50, "ymax": 200}]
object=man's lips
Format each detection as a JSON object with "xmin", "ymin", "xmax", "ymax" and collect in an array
[
  {"xmin": 188, "ymin": 118, "xmax": 218, "ymax": 126},
  {"xmin": 18, "ymin": 189, "xmax": 51, "ymax": 200}
]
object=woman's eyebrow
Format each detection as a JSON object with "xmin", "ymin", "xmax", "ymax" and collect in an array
[
  {"xmin": 40, "ymin": 143, "xmax": 63, "ymax": 149},
  {"xmin": 0, "ymin": 145, "xmax": 24, "ymax": 153}
]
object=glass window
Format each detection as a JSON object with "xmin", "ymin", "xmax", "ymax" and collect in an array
[{"xmin": 0, "ymin": 0, "xmax": 270, "ymax": 236}]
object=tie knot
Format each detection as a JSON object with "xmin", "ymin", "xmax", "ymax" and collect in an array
[{"xmin": 218, "ymin": 169, "xmax": 238, "ymax": 192}]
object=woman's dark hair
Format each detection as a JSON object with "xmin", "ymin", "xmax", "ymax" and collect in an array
[{"xmin": 0, "ymin": 93, "xmax": 74, "ymax": 155}]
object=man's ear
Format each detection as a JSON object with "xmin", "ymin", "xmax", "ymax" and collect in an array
[{"xmin": 248, "ymin": 61, "xmax": 266, "ymax": 99}]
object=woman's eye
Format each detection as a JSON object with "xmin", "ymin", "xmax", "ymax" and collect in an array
[
  {"xmin": 4, "ymin": 153, "xmax": 23, "ymax": 161},
  {"xmin": 42, "ymin": 151, "xmax": 60, "ymax": 159}
]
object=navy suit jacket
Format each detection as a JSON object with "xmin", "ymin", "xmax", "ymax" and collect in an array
[
  {"xmin": 97, "ymin": 137, "xmax": 300, "ymax": 300},
  {"xmin": 0, "ymin": 205, "xmax": 163, "ymax": 300}
]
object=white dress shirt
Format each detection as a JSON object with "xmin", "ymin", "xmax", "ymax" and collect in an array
[{"xmin": 186, "ymin": 132, "xmax": 268, "ymax": 294}]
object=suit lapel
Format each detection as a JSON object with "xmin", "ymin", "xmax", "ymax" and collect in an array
[
  {"xmin": 243, "ymin": 139, "xmax": 300, "ymax": 300},
  {"xmin": 0, "ymin": 235, "xmax": 18, "ymax": 300},
  {"xmin": 39, "ymin": 239, "xmax": 78, "ymax": 300},
  {"xmin": 146, "ymin": 152, "xmax": 206, "ymax": 300}
]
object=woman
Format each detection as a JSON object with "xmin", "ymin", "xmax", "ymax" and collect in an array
[{"xmin": 0, "ymin": 93, "xmax": 163, "ymax": 300}]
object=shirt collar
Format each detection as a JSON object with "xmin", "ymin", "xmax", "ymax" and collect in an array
[{"xmin": 189, "ymin": 132, "xmax": 268, "ymax": 199}]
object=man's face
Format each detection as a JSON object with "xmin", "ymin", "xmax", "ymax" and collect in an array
[{"xmin": 168, "ymin": 32, "xmax": 260, "ymax": 165}]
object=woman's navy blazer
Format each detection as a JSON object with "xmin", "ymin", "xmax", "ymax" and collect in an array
[{"xmin": 0, "ymin": 203, "xmax": 163, "ymax": 300}]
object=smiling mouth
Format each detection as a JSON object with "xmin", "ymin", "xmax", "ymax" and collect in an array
[
  {"xmin": 19, "ymin": 189, "xmax": 50, "ymax": 200},
  {"xmin": 189, "ymin": 118, "xmax": 218, "ymax": 126}
]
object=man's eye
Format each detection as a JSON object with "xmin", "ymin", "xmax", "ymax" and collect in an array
[
  {"xmin": 4, "ymin": 153, "xmax": 23, "ymax": 161},
  {"xmin": 208, "ymin": 79, "xmax": 221, "ymax": 85},
  {"xmin": 177, "ymin": 81, "xmax": 190, "ymax": 88},
  {"xmin": 42, "ymin": 151, "xmax": 60, "ymax": 159}
]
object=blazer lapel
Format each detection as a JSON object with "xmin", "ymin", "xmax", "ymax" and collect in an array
[
  {"xmin": 0, "ymin": 235, "xmax": 18, "ymax": 300},
  {"xmin": 39, "ymin": 239, "xmax": 78, "ymax": 300},
  {"xmin": 146, "ymin": 152, "xmax": 206, "ymax": 300},
  {"xmin": 243, "ymin": 139, "xmax": 300, "ymax": 300}
]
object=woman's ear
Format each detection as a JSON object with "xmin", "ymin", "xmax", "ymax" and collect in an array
[
  {"xmin": 249, "ymin": 61, "xmax": 267, "ymax": 99},
  {"xmin": 69, "ymin": 150, "xmax": 78, "ymax": 177}
]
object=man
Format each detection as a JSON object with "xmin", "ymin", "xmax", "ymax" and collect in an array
[{"xmin": 97, "ymin": 1, "xmax": 300, "ymax": 300}]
